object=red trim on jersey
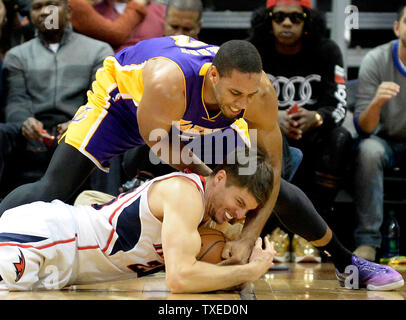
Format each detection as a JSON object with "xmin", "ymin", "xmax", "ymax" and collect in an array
[
  {"xmin": 157, "ymin": 173, "xmax": 205, "ymax": 194},
  {"xmin": 100, "ymin": 181, "xmax": 153, "ymax": 253},
  {"xmin": 198, "ymin": 175, "xmax": 206, "ymax": 191},
  {"xmin": 87, "ymin": 173, "xmax": 205, "ymax": 254},
  {"xmin": 108, "ymin": 181, "xmax": 152, "ymax": 225},
  {"xmin": 0, "ymin": 237, "xmax": 76, "ymax": 250},
  {"xmin": 77, "ymin": 245, "xmax": 100, "ymax": 250}
]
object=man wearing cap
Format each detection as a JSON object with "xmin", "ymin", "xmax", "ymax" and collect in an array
[{"xmin": 248, "ymin": 0, "xmax": 353, "ymax": 262}]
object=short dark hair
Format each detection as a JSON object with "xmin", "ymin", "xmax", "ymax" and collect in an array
[
  {"xmin": 397, "ymin": 2, "xmax": 406, "ymax": 21},
  {"xmin": 212, "ymin": 40, "xmax": 263, "ymax": 77},
  {"xmin": 211, "ymin": 147, "xmax": 274, "ymax": 208},
  {"xmin": 166, "ymin": 0, "xmax": 203, "ymax": 21}
]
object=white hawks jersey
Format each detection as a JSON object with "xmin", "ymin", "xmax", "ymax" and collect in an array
[{"xmin": 0, "ymin": 172, "xmax": 205, "ymax": 290}]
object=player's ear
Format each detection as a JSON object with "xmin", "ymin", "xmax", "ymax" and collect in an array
[
  {"xmin": 214, "ymin": 169, "xmax": 227, "ymax": 185},
  {"xmin": 209, "ymin": 65, "xmax": 220, "ymax": 84}
]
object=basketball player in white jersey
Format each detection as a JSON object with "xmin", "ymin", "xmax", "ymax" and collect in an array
[{"xmin": 0, "ymin": 148, "xmax": 275, "ymax": 292}]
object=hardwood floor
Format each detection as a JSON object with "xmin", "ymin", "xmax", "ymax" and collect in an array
[{"xmin": 1, "ymin": 262, "xmax": 405, "ymax": 300}]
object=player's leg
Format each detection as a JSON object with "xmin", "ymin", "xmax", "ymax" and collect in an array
[
  {"xmin": 312, "ymin": 126, "xmax": 353, "ymax": 214},
  {"xmin": 0, "ymin": 140, "xmax": 95, "ymax": 215},
  {"xmin": 274, "ymin": 178, "xmax": 404, "ymax": 290},
  {"xmin": 274, "ymin": 178, "xmax": 352, "ymax": 272}
]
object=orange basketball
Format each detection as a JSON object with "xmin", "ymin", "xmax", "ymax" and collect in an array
[{"xmin": 197, "ymin": 227, "xmax": 228, "ymax": 264}]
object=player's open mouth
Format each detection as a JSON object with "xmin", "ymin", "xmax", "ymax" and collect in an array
[
  {"xmin": 229, "ymin": 106, "xmax": 241, "ymax": 114},
  {"xmin": 225, "ymin": 211, "xmax": 233, "ymax": 221}
]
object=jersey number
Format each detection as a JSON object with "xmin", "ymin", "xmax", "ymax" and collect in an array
[
  {"xmin": 171, "ymin": 35, "xmax": 208, "ymax": 48},
  {"xmin": 127, "ymin": 260, "xmax": 164, "ymax": 277}
]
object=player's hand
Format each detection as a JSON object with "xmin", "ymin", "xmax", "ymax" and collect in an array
[
  {"xmin": 22, "ymin": 117, "xmax": 45, "ymax": 141},
  {"xmin": 220, "ymin": 237, "xmax": 255, "ymax": 265},
  {"xmin": 372, "ymin": 82, "xmax": 400, "ymax": 107},
  {"xmin": 248, "ymin": 237, "xmax": 275, "ymax": 279}
]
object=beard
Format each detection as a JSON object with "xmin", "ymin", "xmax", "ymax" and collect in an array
[{"xmin": 219, "ymin": 104, "xmax": 240, "ymax": 121}]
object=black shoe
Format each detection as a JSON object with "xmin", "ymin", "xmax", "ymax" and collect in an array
[{"xmin": 119, "ymin": 170, "xmax": 155, "ymax": 193}]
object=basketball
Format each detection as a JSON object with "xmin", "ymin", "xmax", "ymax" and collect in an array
[{"xmin": 197, "ymin": 227, "xmax": 228, "ymax": 264}]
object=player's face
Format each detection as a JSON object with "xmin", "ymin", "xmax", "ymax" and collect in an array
[
  {"xmin": 165, "ymin": 7, "xmax": 202, "ymax": 38},
  {"xmin": 395, "ymin": 8, "xmax": 406, "ymax": 48},
  {"xmin": 206, "ymin": 170, "xmax": 259, "ymax": 225},
  {"xmin": 212, "ymin": 69, "xmax": 261, "ymax": 120},
  {"xmin": 271, "ymin": 4, "xmax": 305, "ymax": 47}
]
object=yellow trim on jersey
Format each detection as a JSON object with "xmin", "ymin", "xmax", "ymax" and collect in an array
[
  {"xmin": 199, "ymin": 62, "xmax": 222, "ymax": 121},
  {"xmin": 230, "ymin": 118, "xmax": 251, "ymax": 148},
  {"xmin": 64, "ymin": 55, "xmax": 188, "ymax": 172},
  {"xmin": 199, "ymin": 62, "xmax": 211, "ymax": 76},
  {"xmin": 65, "ymin": 104, "xmax": 110, "ymax": 171}
]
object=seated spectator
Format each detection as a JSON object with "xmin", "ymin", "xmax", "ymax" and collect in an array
[
  {"xmin": 117, "ymin": 0, "xmax": 204, "ymax": 189},
  {"xmin": 0, "ymin": 0, "xmax": 114, "ymax": 198},
  {"xmin": 69, "ymin": 0, "xmax": 147, "ymax": 49},
  {"xmin": 352, "ymin": 1, "xmax": 406, "ymax": 262},
  {"xmin": 0, "ymin": 0, "xmax": 35, "ymax": 54},
  {"xmin": 94, "ymin": 0, "xmax": 166, "ymax": 52},
  {"xmin": 164, "ymin": 0, "xmax": 202, "ymax": 39},
  {"xmin": 247, "ymin": 0, "xmax": 353, "ymax": 263},
  {"xmin": 0, "ymin": 0, "xmax": 6, "ymax": 42}
]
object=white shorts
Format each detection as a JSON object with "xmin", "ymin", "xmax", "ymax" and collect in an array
[{"xmin": 0, "ymin": 200, "xmax": 77, "ymax": 291}]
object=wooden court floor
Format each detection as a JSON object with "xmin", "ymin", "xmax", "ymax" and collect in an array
[{"xmin": 1, "ymin": 262, "xmax": 405, "ymax": 300}]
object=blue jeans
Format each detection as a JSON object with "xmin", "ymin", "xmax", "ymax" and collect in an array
[{"xmin": 353, "ymin": 135, "xmax": 406, "ymax": 247}]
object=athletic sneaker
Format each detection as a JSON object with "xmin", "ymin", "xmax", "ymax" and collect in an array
[
  {"xmin": 336, "ymin": 255, "xmax": 404, "ymax": 291},
  {"xmin": 291, "ymin": 234, "xmax": 321, "ymax": 263},
  {"xmin": 119, "ymin": 170, "xmax": 154, "ymax": 193},
  {"xmin": 266, "ymin": 227, "xmax": 291, "ymax": 263}
]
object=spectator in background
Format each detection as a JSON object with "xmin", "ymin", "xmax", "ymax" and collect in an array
[
  {"xmin": 0, "ymin": 0, "xmax": 35, "ymax": 54},
  {"xmin": 248, "ymin": 0, "xmax": 353, "ymax": 263},
  {"xmin": 94, "ymin": 0, "xmax": 165, "ymax": 52},
  {"xmin": 352, "ymin": 2, "xmax": 406, "ymax": 262},
  {"xmin": 69, "ymin": 0, "xmax": 147, "ymax": 49},
  {"xmin": 0, "ymin": 0, "xmax": 113, "ymax": 198},
  {"xmin": 164, "ymin": 0, "xmax": 202, "ymax": 39},
  {"xmin": 117, "ymin": 0, "xmax": 204, "ymax": 190},
  {"xmin": 0, "ymin": 0, "xmax": 6, "ymax": 42}
]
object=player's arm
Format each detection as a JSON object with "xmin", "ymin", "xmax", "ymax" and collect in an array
[
  {"xmin": 223, "ymin": 72, "xmax": 282, "ymax": 263},
  {"xmin": 137, "ymin": 58, "xmax": 212, "ymax": 175},
  {"xmin": 159, "ymin": 178, "xmax": 274, "ymax": 293}
]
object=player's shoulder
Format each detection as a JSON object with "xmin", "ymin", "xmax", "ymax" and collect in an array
[
  {"xmin": 161, "ymin": 174, "xmax": 203, "ymax": 194},
  {"xmin": 152, "ymin": 174, "xmax": 203, "ymax": 200},
  {"xmin": 243, "ymin": 71, "xmax": 278, "ymax": 126},
  {"xmin": 143, "ymin": 57, "xmax": 184, "ymax": 84},
  {"xmin": 257, "ymin": 71, "xmax": 278, "ymax": 105}
]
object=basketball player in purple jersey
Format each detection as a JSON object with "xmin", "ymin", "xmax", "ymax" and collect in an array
[{"xmin": 0, "ymin": 36, "xmax": 282, "ymax": 264}]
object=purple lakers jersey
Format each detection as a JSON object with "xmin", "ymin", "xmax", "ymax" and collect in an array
[
  {"xmin": 66, "ymin": 35, "xmax": 248, "ymax": 171},
  {"xmin": 114, "ymin": 35, "xmax": 244, "ymax": 134}
]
